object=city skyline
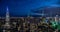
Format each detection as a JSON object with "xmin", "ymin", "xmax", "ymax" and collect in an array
[{"xmin": 0, "ymin": 0, "xmax": 60, "ymax": 17}]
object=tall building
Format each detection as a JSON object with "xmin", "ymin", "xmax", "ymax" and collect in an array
[
  {"xmin": 5, "ymin": 6, "xmax": 10, "ymax": 22},
  {"xmin": 3, "ymin": 6, "xmax": 10, "ymax": 29},
  {"xmin": 55, "ymin": 15, "xmax": 59, "ymax": 21}
]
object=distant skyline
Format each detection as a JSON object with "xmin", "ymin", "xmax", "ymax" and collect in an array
[{"xmin": 0, "ymin": 0, "xmax": 60, "ymax": 17}]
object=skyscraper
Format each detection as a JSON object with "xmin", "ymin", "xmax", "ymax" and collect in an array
[
  {"xmin": 55, "ymin": 15, "xmax": 59, "ymax": 21},
  {"xmin": 3, "ymin": 6, "xmax": 10, "ymax": 29},
  {"xmin": 5, "ymin": 6, "xmax": 10, "ymax": 22}
]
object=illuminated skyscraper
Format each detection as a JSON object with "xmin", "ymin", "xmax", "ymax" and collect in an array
[
  {"xmin": 55, "ymin": 15, "xmax": 59, "ymax": 21},
  {"xmin": 5, "ymin": 6, "xmax": 10, "ymax": 22},
  {"xmin": 3, "ymin": 6, "xmax": 10, "ymax": 29}
]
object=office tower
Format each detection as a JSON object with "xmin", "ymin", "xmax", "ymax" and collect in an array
[
  {"xmin": 3, "ymin": 6, "xmax": 10, "ymax": 29},
  {"xmin": 55, "ymin": 15, "xmax": 59, "ymax": 21}
]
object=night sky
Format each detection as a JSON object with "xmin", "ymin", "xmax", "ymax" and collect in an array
[{"xmin": 0, "ymin": 0, "xmax": 59, "ymax": 17}]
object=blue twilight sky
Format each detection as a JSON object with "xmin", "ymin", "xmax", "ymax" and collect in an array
[{"xmin": 0, "ymin": 0, "xmax": 59, "ymax": 17}]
